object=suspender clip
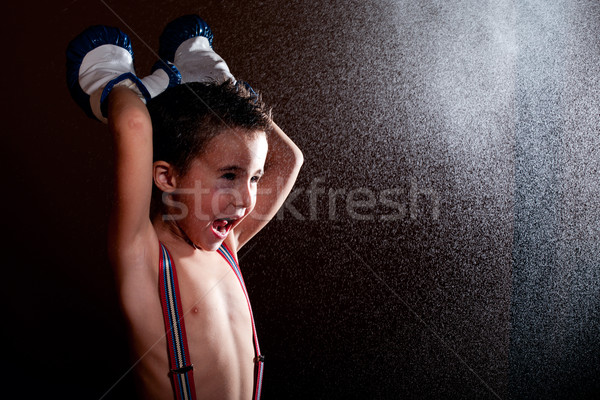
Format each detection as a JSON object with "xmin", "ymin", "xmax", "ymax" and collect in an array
[
  {"xmin": 254, "ymin": 355, "xmax": 265, "ymax": 363},
  {"xmin": 171, "ymin": 364, "xmax": 194, "ymax": 375}
]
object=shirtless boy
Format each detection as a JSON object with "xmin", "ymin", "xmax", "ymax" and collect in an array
[{"xmin": 66, "ymin": 15, "xmax": 303, "ymax": 399}]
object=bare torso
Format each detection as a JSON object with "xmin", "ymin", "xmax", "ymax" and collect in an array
[{"xmin": 117, "ymin": 225, "xmax": 255, "ymax": 400}]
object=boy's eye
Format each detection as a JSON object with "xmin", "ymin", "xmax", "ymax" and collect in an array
[
  {"xmin": 221, "ymin": 173, "xmax": 236, "ymax": 181},
  {"xmin": 251, "ymin": 175, "xmax": 261, "ymax": 183}
]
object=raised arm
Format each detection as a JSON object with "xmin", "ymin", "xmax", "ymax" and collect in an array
[
  {"xmin": 106, "ymin": 87, "xmax": 155, "ymax": 259},
  {"xmin": 233, "ymin": 121, "xmax": 304, "ymax": 249},
  {"xmin": 66, "ymin": 25, "xmax": 180, "ymax": 269}
]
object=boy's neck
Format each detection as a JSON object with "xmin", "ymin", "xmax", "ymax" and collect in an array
[{"xmin": 153, "ymin": 216, "xmax": 200, "ymax": 252}]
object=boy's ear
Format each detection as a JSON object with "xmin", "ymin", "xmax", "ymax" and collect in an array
[{"xmin": 153, "ymin": 161, "xmax": 178, "ymax": 193}]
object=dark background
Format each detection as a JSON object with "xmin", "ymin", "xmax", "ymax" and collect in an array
[{"xmin": 4, "ymin": 0, "xmax": 600, "ymax": 399}]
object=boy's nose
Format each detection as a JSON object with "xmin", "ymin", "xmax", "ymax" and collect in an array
[{"xmin": 234, "ymin": 183, "xmax": 253, "ymax": 209}]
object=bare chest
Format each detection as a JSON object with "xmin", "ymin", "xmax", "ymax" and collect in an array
[
  {"xmin": 176, "ymin": 253, "xmax": 253, "ymax": 339},
  {"xmin": 173, "ymin": 252, "xmax": 256, "ymax": 397},
  {"xmin": 123, "ymin": 245, "xmax": 256, "ymax": 399}
]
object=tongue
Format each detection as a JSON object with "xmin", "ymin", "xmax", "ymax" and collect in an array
[{"xmin": 213, "ymin": 219, "xmax": 228, "ymax": 233}]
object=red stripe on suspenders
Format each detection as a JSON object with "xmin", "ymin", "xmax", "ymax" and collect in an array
[
  {"xmin": 159, "ymin": 242, "xmax": 197, "ymax": 400},
  {"xmin": 217, "ymin": 242, "xmax": 265, "ymax": 400}
]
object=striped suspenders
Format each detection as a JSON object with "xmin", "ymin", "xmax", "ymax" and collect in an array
[
  {"xmin": 159, "ymin": 242, "xmax": 264, "ymax": 400},
  {"xmin": 217, "ymin": 243, "xmax": 265, "ymax": 400},
  {"xmin": 159, "ymin": 242, "xmax": 197, "ymax": 400}
]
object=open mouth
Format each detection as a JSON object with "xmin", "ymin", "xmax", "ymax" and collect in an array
[{"xmin": 211, "ymin": 218, "xmax": 236, "ymax": 239}]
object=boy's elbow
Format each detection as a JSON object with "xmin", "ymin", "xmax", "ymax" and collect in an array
[
  {"xmin": 285, "ymin": 140, "xmax": 303, "ymax": 172},
  {"xmin": 110, "ymin": 105, "xmax": 151, "ymax": 138},
  {"xmin": 108, "ymin": 87, "xmax": 151, "ymax": 135},
  {"xmin": 124, "ymin": 109, "xmax": 151, "ymax": 133},
  {"xmin": 294, "ymin": 146, "xmax": 304, "ymax": 171}
]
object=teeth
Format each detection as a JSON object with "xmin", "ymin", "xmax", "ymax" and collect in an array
[
  {"xmin": 212, "ymin": 217, "xmax": 241, "ymax": 236},
  {"xmin": 213, "ymin": 218, "xmax": 232, "ymax": 235}
]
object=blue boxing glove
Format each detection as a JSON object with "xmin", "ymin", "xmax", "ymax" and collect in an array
[
  {"xmin": 66, "ymin": 25, "xmax": 180, "ymax": 123},
  {"xmin": 157, "ymin": 15, "xmax": 235, "ymax": 84}
]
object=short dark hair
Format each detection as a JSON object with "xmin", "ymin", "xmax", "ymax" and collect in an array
[{"xmin": 147, "ymin": 80, "xmax": 271, "ymax": 175}]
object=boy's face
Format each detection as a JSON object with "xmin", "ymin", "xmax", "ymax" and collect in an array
[{"xmin": 174, "ymin": 129, "xmax": 268, "ymax": 251}]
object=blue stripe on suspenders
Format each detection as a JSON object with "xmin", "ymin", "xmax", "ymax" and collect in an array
[
  {"xmin": 159, "ymin": 242, "xmax": 197, "ymax": 400},
  {"xmin": 217, "ymin": 243, "xmax": 265, "ymax": 400}
]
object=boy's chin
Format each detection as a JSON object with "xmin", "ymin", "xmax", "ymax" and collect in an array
[
  {"xmin": 203, "ymin": 241, "xmax": 224, "ymax": 252},
  {"xmin": 194, "ymin": 234, "xmax": 227, "ymax": 252}
]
